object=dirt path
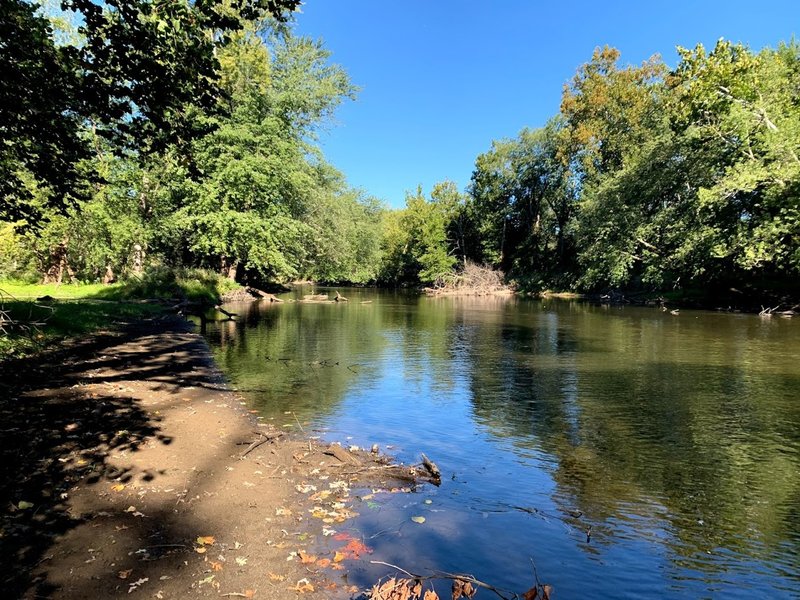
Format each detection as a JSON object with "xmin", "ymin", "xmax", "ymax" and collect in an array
[{"xmin": 1, "ymin": 316, "xmax": 424, "ymax": 599}]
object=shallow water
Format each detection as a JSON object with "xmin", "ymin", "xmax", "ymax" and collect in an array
[{"xmin": 204, "ymin": 290, "xmax": 800, "ymax": 598}]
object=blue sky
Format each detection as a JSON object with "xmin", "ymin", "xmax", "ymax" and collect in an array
[{"xmin": 295, "ymin": 1, "xmax": 799, "ymax": 208}]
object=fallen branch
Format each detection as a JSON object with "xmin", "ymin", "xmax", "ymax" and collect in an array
[
  {"xmin": 367, "ymin": 561, "xmax": 530, "ymax": 600},
  {"xmin": 420, "ymin": 453, "xmax": 441, "ymax": 481},
  {"xmin": 240, "ymin": 432, "xmax": 283, "ymax": 458}
]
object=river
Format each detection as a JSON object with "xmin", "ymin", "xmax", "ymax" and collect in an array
[{"xmin": 203, "ymin": 289, "xmax": 800, "ymax": 599}]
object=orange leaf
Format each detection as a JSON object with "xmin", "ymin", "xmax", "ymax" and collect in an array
[
  {"xmin": 268, "ymin": 572, "xmax": 285, "ymax": 581},
  {"xmin": 210, "ymin": 561, "xmax": 223, "ymax": 572},
  {"xmin": 333, "ymin": 551, "xmax": 346, "ymax": 563},
  {"xmin": 341, "ymin": 539, "xmax": 372, "ymax": 559},
  {"xmin": 244, "ymin": 590, "xmax": 256, "ymax": 599},
  {"xmin": 196, "ymin": 536, "xmax": 216, "ymax": 546},
  {"xmin": 299, "ymin": 551, "xmax": 317, "ymax": 564},
  {"xmin": 111, "ymin": 483, "xmax": 125, "ymax": 492},
  {"xmin": 315, "ymin": 558, "xmax": 331, "ymax": 568},
  {"xmin": 117, "ymin": 569, "xmax": 132, "ymax": 579}
]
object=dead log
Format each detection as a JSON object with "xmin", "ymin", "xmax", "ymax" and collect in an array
[
  {"xmin": 214, "ymin": 304, "xmax": 237, "ymax": 320},
  {"xmin": 335, "ymin": 291, "xmax": 349, "ymax": 302},
  {"xmin": 247, "ymin": 287, "xmax": 283, "ymax": 302},
  {"xmin": 324, "ymin": 444, "xmax": 360, "ymax": 465},
  {"xmin": 420, "ymin": 453, "xmax": 441, "ymax": 482}
]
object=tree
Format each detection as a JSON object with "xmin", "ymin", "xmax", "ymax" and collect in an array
[
  {"xmin": 152, "ymin": 22, "xmax": 357, "ymax": 281},
  {"xmin": 668, "ymin": 40, "xmax": 800, "ymax": 281},
  {"xmin": 0, "ymin": 0, "xmax": 89, "ymax": 222},
  {"xmin": 468, "ymin": 119, "xmax": 577, "ymax": 289},
  {"xmin": 0, "ymin": 0, "xmax": 301, "ymax": 224},
  {"xmin": 379, "ymin": 186, "xmax": 456, "ymax": 286}
]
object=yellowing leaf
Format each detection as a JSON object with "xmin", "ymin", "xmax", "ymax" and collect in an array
[
  {"xmin": 195, "ymin": 546, "xmax": 207, "ymax": 554},
  {"xmin": 111, "ymin": 483, "xmax": 125, "ymax": 492},
  {"xmin": 17, "ymin": 501, "xmax": 34, "ymax": 510},
  {"xmin": 333, "ymin": 551, "xmax": 346, "ymax": 563},
  {"xmin": 196, "ymin": 536, "xmax": 215, "ymax": 546},
  {"xmin": 268, "ymin": 572, "xmax": 285, "ymax": 582},
  {"xmin": 411, "ymin": 516, "xmax": 426, "ymax": 524}
]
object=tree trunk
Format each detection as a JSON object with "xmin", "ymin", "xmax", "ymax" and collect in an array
[
  {"xmin": 43, "ymin": 238, "xmax": 75, "ymax": 284},
  {"xmin": 132, "ymin": 243, "xmax": 144, "ymax": 274},
  {"xmin": 220, "ymin": 257, "xmax": 238, "ymax": 280}
]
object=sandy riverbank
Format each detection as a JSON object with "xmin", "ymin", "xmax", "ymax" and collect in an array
[{"xmin": 1, "ymin": 316, "xmax": 426, "ymax": 599}]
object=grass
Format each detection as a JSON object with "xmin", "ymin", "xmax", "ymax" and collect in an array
[
  {"xmin": 0, "ymin": 299, "xmax": 164, "ymax": 360},
  {"xmin": 0, "ymin": 268, "xmax": 244, "ymax": 360},
  {"xmin": 0, "ymin": 281, "xmax": 115, "ymax": 300}
]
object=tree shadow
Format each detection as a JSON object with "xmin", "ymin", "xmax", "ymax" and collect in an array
[{"xmin": 0, "ymin": 318, "xmax": 208, "ymax": 597}]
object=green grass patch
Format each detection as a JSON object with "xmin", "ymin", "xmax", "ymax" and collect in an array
[
  {"xmin": 0, "ymin": 299, "xmax": 163, "ymax": 360},
  {"xmin": 0, "ymin": 281, "xmax": 118, "ymax": 300},
  {"xmin": 0, "ymin": 268, "xmax": 243, "ymax": 361}
]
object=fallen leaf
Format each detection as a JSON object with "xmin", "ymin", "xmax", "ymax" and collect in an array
[
  {"xmin": 452, "ymin": 578, "xmax": 477, "ymax": 599},
  {"xmin": 298, "ymin": 551, "xmax": 317, "ymax": 564},
  {"xmin": 290, "ymin": 578, "xmax": 314, "ymax": 593},
  {"xmin": 268, "ymin": 572, "xmax": 285, "ymax": 582},
  {"xmin": 111, "ymin": 483, "xmax": 125, "ymax": 492},
  {"xmin": 341, "ymin": 539, "xmax": 372, "ymax": 558},
  {"xmin": 118, "ymin": 569, "xmax": 133, "ymax": 580},
  {"xmin": 210, "ymin": 561, "xmax": 223, "ymax": 572},
  {"xmin": 411, "ymin": 516, "xmax": 426, "ymax": 524},
  {"xmin": 196, "ymin": 536, "xmax": 216, "ymax": 546},
  {"xmin": 316, "ymin": 558, "xmax": 331, "ymax": 568},
  {"xmin": 195, "ymin": 547, "xmax": 207, "ymax": 554},
  {"xmin": 17, "ymin": 501, "xmax": 34, "ymax": 510},
  {"xmin": 128, "ymin": 577, "xmax": 149, "ymax": 593},
  {"xmin": 333, "ymin": 551, "xmax": 346, "ymax": 563},
  {"xmin": 244, "ymin": 590, "xmax": 256, "ymax": 598},
  {"xmin": 235, "ymin": 556, "xmax": 248, "ymax": 566}
]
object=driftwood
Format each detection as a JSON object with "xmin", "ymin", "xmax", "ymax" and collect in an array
[
  {"xmin": 240, "ymin": 432, "xmax": 284, "ymax": 458},
  {"xmin": 420, "ymin": 453, "xmax": 441, "ymax": 483},
  {"xmin": 335, "ymin": 291, "xmax": 348, "ymax": 302},
  {"xmin": 246, "ymin": 287, "xmax": 283, "ymax": 302},
  {"xmin": 214, "ymin": 304, "xmax": 237, "ymax": 320},
  {"xmin": 324, "ymin": 443, "xmax": 360, "ymax": 465},
  {"xmin": 424, "ymin": 262, "xmax": 512, "ymax": 297}
]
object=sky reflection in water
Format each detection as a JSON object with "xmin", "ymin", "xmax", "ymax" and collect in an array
[{"xmin": 205, "ymin": 291, "xmax": 800, "ymax": 599}]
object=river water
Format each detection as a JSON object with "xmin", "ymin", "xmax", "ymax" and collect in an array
[{"xmin": 204, "ymin": 289, "xmax": 800, "ymax": 599}]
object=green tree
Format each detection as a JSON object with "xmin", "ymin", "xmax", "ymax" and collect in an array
[
  {"xmin": 0, "ymin": 0, "xmax": 300, "ymax": 223},
  {"xmin": 379, "ymin": 186, "xmax": 456, "ymax": 285}
]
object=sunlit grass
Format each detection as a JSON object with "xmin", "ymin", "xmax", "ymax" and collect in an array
[{"xmin": 0, "ymin": 268, "xmax": 244, "ymax": 360}]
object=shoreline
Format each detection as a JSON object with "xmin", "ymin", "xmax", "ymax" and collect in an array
[{"xmin": 1, "ymin": 315, "xmax": 426, "ymax": 599}]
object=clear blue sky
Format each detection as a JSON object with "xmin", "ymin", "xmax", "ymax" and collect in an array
[{"xmin": 295, "ymin": 1, "xmax": 799, "ymax": 208}]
